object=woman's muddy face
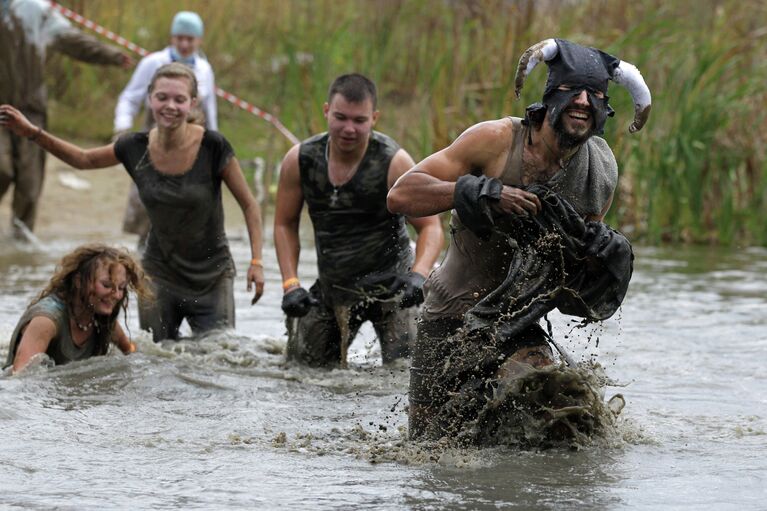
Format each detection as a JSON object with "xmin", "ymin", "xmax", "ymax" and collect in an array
[
  {"xmin": 149, "ymin": 77, "xmax": 197, "ymax": 129},
  {"xmin": 87, "ymin": 262, "xmax": 127, "ymax": 316}
]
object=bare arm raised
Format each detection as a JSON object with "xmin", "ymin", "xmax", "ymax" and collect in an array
[
  {"xmin": 387, "ymin": 119, "xmax": 541, "ymax": 218},
  {"xmin": 0, "ymin": 104, "xmax": 118, "ymax": 169}
]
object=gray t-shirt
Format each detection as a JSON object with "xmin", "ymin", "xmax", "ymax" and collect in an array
[
  {"xmin": 4, "ymin": 295, "xmax": 106, "ymax": 368},
  {"xmin": 114, "ymin": 130, "xmax": 236, "ymax": 294}
]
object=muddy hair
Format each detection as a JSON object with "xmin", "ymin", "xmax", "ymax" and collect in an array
[
  {"xmin": 328, "ymin": 73, "xmax": 378, "ymax": 109},
  {"xmin": 33, "ymin": 244, "xmax": 153, "ymax": 355},
  {"xmin": 147, "ymin": 62, "xmax": 205, "ymax": 126}
]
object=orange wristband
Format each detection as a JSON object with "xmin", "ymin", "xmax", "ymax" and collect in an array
[
  {"xmin": 250, "ymin": 258, "xmax": 263, "ymax": 266},
  {"xmin": 282, "ymin": 277, "xmax": 300, "ymax": 290}
]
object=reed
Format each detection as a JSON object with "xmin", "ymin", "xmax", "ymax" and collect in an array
[{"xmin": 45, "ymin": 0, "xmax": 767, "ymax": 245}]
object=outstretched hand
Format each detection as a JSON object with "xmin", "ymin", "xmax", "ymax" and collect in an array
[
  {"xmin": 247, "ymin": 264, "xmax": 265, "ymax": 305},
  {"xmin": 0, "ymin": 105, "xmax": 37, "ymax": 138}
]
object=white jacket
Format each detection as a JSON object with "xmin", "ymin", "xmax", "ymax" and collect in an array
[{"xmin": 113, "ymin": 46, "xmax": 217, "ymax": 132}]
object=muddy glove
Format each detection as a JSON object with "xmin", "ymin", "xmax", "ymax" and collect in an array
[
  {"xmin": 390, "ymin": 272, "xmax": 427, "ymax": 308},
  {"xmin": 281, "ymin": 287, "xmax": 319, "ymax": 317},
  {"xmin": 454, "ymin": 174, "xmax": 503, "ymax": 240}
]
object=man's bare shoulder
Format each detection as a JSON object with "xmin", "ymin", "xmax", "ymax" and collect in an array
[
  {"xmin": 457, "ymin": 117, "xmax": 517, "ymax": 146},
  {"xmin": 446, "ymin": 117, "xmax": 519, "ymax": 169}
]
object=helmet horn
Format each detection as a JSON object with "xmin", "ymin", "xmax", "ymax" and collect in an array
[
  {"xmin": 514, "ymin": 39, "xmax": 559, "ymax": 99},
  {"xmin": 612, "ymin": 61, "xmax": 652, "ymax": 133}
]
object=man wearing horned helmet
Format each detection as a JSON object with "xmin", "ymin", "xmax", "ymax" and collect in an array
[{"xmin": 387, "ymin": 38, "xmax": 652, "ymax": 439}]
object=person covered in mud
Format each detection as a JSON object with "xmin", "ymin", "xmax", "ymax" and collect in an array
[
  {"xmin": 0, "ymin": 63, "xmax": 266, "ymax": 342},
  {"xmin": 114, "ymin": 10, "xmax": 218, "ymax": 248},
  {"xmin": 0, "ymin": 0, "xmax": 132, "ymax": 239},
  {"xmin": 387, "ymin": 39, "xmax": 652, "ymax": 441},
  {"xmin": 4, "ymin": 244, "xmax": 151, "ymax": 374},
  {"xmin": 274, "ymin": 73, "xmax": 444, "ymax": 367}
]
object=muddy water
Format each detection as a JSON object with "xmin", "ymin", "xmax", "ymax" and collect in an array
[{"xmin": 0, "ymin": 221, "xmax": 765, "ymax": 509}]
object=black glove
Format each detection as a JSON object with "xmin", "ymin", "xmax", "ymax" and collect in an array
[
  {"xmin": 281, "ymin": 287, "xmax": 319, "ymax": 317},
  {"xmin": 391, "ymin": 271, "xmax": 427, "ymax": 308},
  {"xmin": 453, "ymin": 174, "xmax": 503, "ymax": 240}
]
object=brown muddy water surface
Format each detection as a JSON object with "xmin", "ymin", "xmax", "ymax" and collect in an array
[{"xmin": 0, "ymin": 164, "xmax": 765, "ymax": 510}]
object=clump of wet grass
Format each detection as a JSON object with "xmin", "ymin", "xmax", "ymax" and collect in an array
[{"xmin": 46, "ymin": 0, "xmax": 767, "ymax": 245}]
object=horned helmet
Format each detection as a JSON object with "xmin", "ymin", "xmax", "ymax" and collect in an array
[{"xmin": 514, "ymin": 39, "xmax": 651, "ymax": 135}]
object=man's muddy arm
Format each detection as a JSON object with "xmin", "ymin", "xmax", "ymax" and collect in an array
[
  {"xmin": 408, "ymin": 215, "xmax": 444, "ymax": 277},
  {"xmin": 388, "ymin": 121, "xmax": 507, "ymax": 217},
  {"xmin": 273, "ymin": 145, "xmax": 304, "ymax": 290},
  {"xmin": 54, "ymin": 31, "xmax": 129, "ymax": 67}
]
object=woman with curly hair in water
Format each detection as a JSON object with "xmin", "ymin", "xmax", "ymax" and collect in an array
[
  {"xmin": 0, "ymin": 62, "xmax": 265, "ymax": 342},
  {"xmin": 4, "ymin": 244, "xmax": 152, "ymax": 374}
]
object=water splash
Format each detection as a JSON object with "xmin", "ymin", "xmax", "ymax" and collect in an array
[{"xmin": 429, "ymin": 361, "xmax": 626, "ymax": 449}]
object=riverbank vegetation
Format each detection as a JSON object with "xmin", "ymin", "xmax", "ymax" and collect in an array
[{"xmin": 47, "ymin": 0, "xmax": 766, "ymax": 245}]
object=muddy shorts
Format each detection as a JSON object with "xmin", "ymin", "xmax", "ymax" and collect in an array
[
  {"xmin": 139, "ymin": 272, "xmax": 234, "ymax": 342},
  {"xmin": 285, "ymin": 282, "xmax": 416, "ymax": 367}
]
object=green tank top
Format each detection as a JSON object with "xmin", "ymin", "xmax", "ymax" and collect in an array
[{"xmin": 4, "ymin": 295, "xmax": 109, "ymax": 369}]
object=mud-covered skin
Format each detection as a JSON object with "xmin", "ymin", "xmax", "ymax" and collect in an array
[
  {"xmin": 299, "ymin": 131, "xmax": 412, "ymax": 306},
  {"xmin": 0, "ymin": 0, "xmax": 124, "ymax": 232},
  {"xmin": 0, "ymin": 1, "xmax": 124, "ymax": 116}
]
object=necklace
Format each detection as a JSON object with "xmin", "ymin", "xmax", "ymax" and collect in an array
[
  {"xmin": 325, "ymin": 138, "xmax": 361, "ymax": 208},
  {"xmin": 71, "ymin": 305, "xmax": 95, "ymax": 332},
  {"xmin": 74, "ymin": 316, "xmax": 95, "ymax": 332}
]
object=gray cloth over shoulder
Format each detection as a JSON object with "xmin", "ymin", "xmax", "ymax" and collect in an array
[{"xmin": 549, "ymin": 135, "xmax": 617, "ymax": 219}]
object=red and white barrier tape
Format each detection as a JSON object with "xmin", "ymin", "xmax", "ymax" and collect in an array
[{"xmin": 49, "ymin": 1, "xmax": 300, "ymax": 145}]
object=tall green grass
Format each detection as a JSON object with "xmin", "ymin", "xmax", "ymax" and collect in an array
[{"xmin": 45, "ymin": 0, "xmax": 767, "ymax": 245}]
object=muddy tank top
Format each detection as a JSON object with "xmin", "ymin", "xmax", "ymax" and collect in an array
[
  {"xmin": 4, "ymin": 295, "xmax": 106, "ymax": 368},
  {"xmin": 299, "ymin": 131, "xmax": 412, "ymax": 305},
  {"xmin": 114, "ymin": 130, "xmax": 236, "ymax": 294},
  {"xmin": 422, "ymin": 117, "xmax": 618, "ymax": 320}
]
